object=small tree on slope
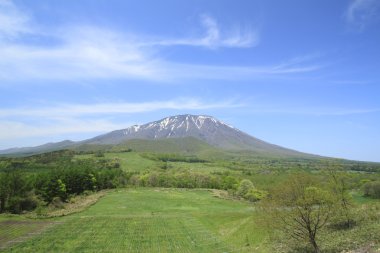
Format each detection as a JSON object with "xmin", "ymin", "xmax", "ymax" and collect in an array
[{"xmin": 262, "ymin": 174, "xmax": 335, "ymax": 253}]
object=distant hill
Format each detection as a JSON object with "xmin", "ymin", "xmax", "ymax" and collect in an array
[
  {"xmin": 0, "ymin": 140, "xmax": 75, "ymax": 157},
  {"xmin": 0, "ymin": 114, "xmax": 314, "ymax": 158}
]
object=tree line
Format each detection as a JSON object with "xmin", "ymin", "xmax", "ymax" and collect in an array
[{"xmin": 0, "ymin": 157, "xmax": 127, "ymax": 214}]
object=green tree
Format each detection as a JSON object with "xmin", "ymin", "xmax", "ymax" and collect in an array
[
  {"xmin": 45, "ymin": 178, "xmax": 67, "ymax": 202},
  {"xmin": 84, "ymin": 173, "xmax": 97, "ymax": 191},
  {"xmin": 236, "ymin": 179, "xmax": 254, "ymax": 197},
  {"xmin": 328, "ymin": 169, "xmax": 354, "ymax": 228},
  {"xmin": 363, "ymin": 181, "xmax": 380, "ymax": 198},
  {"xmin": 221, "ymin": 176, "xmax": 238, "ymax": 190},
  {"xmin": 263, "ymin": 174, "xmax": 335, "ymax": 253},
  {"xmin": 0, "ymin": 173, "xmax": 9, "ymax": 212}
]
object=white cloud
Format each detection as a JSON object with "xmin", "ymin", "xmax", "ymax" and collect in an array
[
  {"xmin": 0, "ymin": 28, "xmax": 318, "ymax": 82},
  {"xmin": 149, "ymin": 14, "xmax": 258, "ymax": 49},
  {"xmin": 0, "ymin": 0, "xmax": 33, "ymax": 39},
  {"xmin": 245, "ymin": 106, "xmax": 380, "ymax": 116},
  {"xmin": 0, "ymin": 98, "xmax": 241, "ymax": 118},
  {"xmin": 0, "ymin": 119, "xmax": 129, "ymax": 140},
  {"xmin": 0, "ymin": 98, "xmax": 242, "ymax": 146},
  {"xmin": 0, "ymin": 26, "xmax": 166, "ymax": 81},
  {"xmin": 345, "ymin": 0, "xmax": 380, "ymax": 29},
  {"xmin": 0, "ymin": 3, "xmax": 321, "ymax": 83}
]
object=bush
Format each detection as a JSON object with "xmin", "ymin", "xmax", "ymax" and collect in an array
[
  {"xmin": 49, "ymin": 197, "xmax": 65, "ymax": 209},
  {"xmin": 7, "ymin": 194, "xmax": 39, "ymax": 214},
  {"xmin": 236, "ymin": 179, "xmax": 254, "ymax": 197},
  {"xmin": 244, "ymin": 188, "xmax": 268, "ymax": 202},
  {"xmin": 363, "ymin": 181, "xmax": 380, "ymax": 199},
  {"xmin": 20, "ymin": 193, "xmax": 40, "ymax": 211},
  {"xmin": 236, "ymin": 179, "xmax": 267, "ymax": 202},
  {"xmin": 7, "ymin": 196, "xmax": 24, "ymax": 214}
]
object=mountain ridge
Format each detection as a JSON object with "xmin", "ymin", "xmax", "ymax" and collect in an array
[{"xmin": 0, "ymin": 114, "xmax": 312, "ymax": 157}]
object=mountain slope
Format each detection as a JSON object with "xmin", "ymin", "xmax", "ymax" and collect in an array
[
  {"xmin": 0, "ymin": 114, "xmax": 312, "ymax": 158},
  {"xmin": 0, "ymin": 140, "xmax": 75, "ymax": 156},
  {"xmin": 82, "ymin": 114, "xmax": 309, "ymax": 157}
]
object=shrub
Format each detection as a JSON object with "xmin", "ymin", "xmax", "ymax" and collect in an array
[
  {"xmin": 49, "ymin": 197, "xmax": 65, "ymax": 209},
  {"xmin": 363, "ymin": 181, "xmax": 380, "ymax": 198},
  {"xmin": 236, "ymin": 179, "xmax": 254, "ymax": 197},
  {"xmin": 244, "ymin": 188, "xmax": 268, "ymax": 202}
]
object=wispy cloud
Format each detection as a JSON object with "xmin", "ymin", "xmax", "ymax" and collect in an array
[
  {"xmin": 345, "ymin": 0, "xmax": 380, "ymax": 30},
  {"xmin": 0, "ymin": 98, "xmax": 242, "ymax": 118},
  {"xmin": 0, "ymin": 38, "xmax": 320, "ymax": 82},
  {"xmin": 0, "ymin": 0, "xmax": 33, "ymax": 39},
  {"xmin": 245, "ymin": 106, "xmax": 380, "ymax": 116},
  {"xmin": 0, "ymin": 98, "xmax": 242, "ymax": 144},
  {"xmin": 0, "ymin": 2, "xmax": 321, "ymax": 83},
  {"xmin": 0, "ymin": 26, "xmax": 165, "ymax": 81},
  {"xmin": 149, "ymin": 14, "xmax": 258, "ymax": 49},
  {"xmin": 0, "ymin": 119, "xmax": 130, "ymax": 140}
]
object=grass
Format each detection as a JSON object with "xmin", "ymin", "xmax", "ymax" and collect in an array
[
  {"xmin": 0, "ymin": 215, "xmax": 57, "ymax": 250},
  {"xmin": 351, "ymin": 191, "xmax": 380, "ymax": 204},
  {"xmin": 27, "ymin": 191, "xmax": 108, "ymax": 218},
  {"xmin": 105, "ymin": 152, "xmax": 157, "ymax": 172},
  {"xmin": 2, "ymin": 188, "xmax": 269, "ymax": 253}
]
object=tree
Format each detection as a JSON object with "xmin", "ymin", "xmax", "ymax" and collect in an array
[
  {"xmin": 363, "ymin": 181, "xmax": 380, "ymax": 198},
  {"xmin": 236, "ymin": 179, "xmax": 254, "ymax": 197},
  {"xmin": 221, "ymin": 176, "xmax": 238, "ymax": 190},
  {"xmin": 328, "ymin": 169, "xmax": 354, "ymax": 228},
  {"xmin": 263, "ymin": 174, "xmax": 335, "ymax": 253},
  {"xmin": 0, "ymin": 173, "xmax": 9, "ymax": 212},
  {"xmin": 45, "ymin": 178, "xmax": 67, "ymax": 202},
  {"xmin": 236, "ymin": 179, "xmax": 267, "ymax": 202}
]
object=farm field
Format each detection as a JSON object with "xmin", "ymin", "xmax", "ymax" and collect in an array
[{"xmin": 1, "ymin": 188, "xmax": 268, "ymax": 253}]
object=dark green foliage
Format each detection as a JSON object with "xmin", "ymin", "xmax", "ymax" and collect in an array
[
  {"xmin": 0, "ymin": 153, "xmax": 127, "ymax": 213},
  {"xmin": 0, "ymin": 171, "xmax": 37, "ymax": 214},
  {"xmin": 363, "ymin": 181, "xmax": 380, "ymax": 198},
  {"xmin": 141, "ymin": 153, "xmax": 208, "ymax": 163},
  {"xmin": 44, "ymin": 178, "xmax": 67, "ymax": 202},
  {"xmin": 33, "ymin": 160, "xmax": 126, "ymax": 204}
]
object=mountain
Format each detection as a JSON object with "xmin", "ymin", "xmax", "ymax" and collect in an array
[
  {"xmin": 83, "ymin": 114, "xmax": 308, "ymax": 157},
  {"xmin": 0, "ymin": 140, "xmax": 75, "ymax": 156},
  {"xmin": 0, "ymin": 114, "xmax": 312, "ymax": 157}
]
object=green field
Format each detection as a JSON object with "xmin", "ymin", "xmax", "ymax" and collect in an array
[
  {"xmin": 1, "ymin": 189, "xmax": 268, "ymax": 253},
  {"xmin": 1, "ymin": 149, "xmax": 380, "ymax": 252}
]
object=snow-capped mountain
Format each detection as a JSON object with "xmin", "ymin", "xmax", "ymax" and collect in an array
[
  {"xmin": 0, "ymin": 114, "xmax": 309, "ymax": 157},
  {"xmin": 82, "ymin": 114, "xmax": 303, "ymax": 155}
]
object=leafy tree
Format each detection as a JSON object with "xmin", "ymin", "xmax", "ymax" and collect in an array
[
  {"xmin": 0, "ymin": 171, "xmax": 36, "ymax": 213},
  {"xmin": 236, "ymin": 179, "xmax": 267, "ymax": 202},
  {"xmin": 237, "ymin": 179, "xmax": 254, "ymax": 197},
  {"xmin": 45, "ymin": 178, "xmax": 67, "ymax": 202},
  {"xmin": 263, "ymin": 174, "xmax": 335, "ymax": 253},
  {"xmin": 244, "ymin": 188, "xmax": 268, "ymax": 202},
  {"xmin": 84, "ymin": 173, "xmax": 97, "ymax": 191},
  {"xmin": 363, "ymin": 181, "xmax": 380, "ymax": 198},
  {"xmin": 221, "ymin": 176, "xmax": 238, "ymax": 190},
  {"xmin": 328, "ymin": 169, "xmax": 354, "ymax": 228},
  {"xmin": 0, "ymin": 173, "xmax": 9, "ymax": 212}
]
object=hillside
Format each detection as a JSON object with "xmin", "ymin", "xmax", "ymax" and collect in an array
[{"xmin": 0, "ymin": 114, "xmax": 313, "ymax": 158}]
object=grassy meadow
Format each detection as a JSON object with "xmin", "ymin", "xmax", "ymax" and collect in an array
[
  {"xmin": 1, "ymin": 188, "xmax": 268, "ymax": 253},
  {"xmin": 1, "ymin": 147, "xmax": 380, "ymax": 252}
]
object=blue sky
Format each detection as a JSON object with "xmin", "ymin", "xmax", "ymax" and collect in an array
[{"xmin": 0, "ymin": 0, "xmax": 379, "ymax": 162}]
